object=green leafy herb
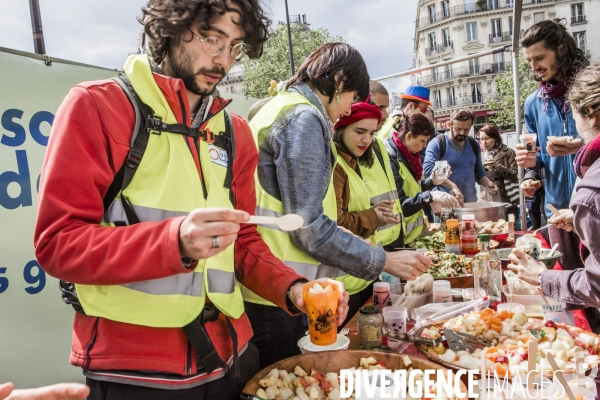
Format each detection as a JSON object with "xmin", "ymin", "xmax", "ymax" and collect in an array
[{"xmin": 530, "ymin": 329, "xmax": 546, "ymax": 340}]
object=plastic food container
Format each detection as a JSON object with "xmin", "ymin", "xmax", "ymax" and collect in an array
[
  {"xmin": 389, "ymin": 284, "xmax": 432, "ymax": 321},
  {"xmin": 502, "ymin": 284, "xmax": 543, "ymax": 318}
]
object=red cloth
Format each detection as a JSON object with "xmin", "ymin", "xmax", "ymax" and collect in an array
[
  {"xmin": 333, "ymin": 100, "xmax": 382, "ymax": 130},
  {"xmin": 392, "ymin": 131, "xmax": 424, "ymax": 181},
  {"xmin": 34, "ymin": 73, "xmax": 304, "ymax": 385},
  {"xmin": 535, "ymin": 232, "xmax": 592, "ymax": 331}
]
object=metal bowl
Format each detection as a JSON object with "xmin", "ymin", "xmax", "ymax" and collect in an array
[
  {"xmin": 491, "ymin": 248, "xmax": 563, "ymax": 269},
  {"xmin": 453, "ymin": 202, "xmax": 510, "ymax": 223}
]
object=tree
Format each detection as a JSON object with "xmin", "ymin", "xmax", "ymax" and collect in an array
[
  {"xmin": 486, "ymin": 55, "xmax": 538, "ymax": 129},
  {"xmin": 242, "ymin": 24, "xmax": 343, "ymax": 98}
]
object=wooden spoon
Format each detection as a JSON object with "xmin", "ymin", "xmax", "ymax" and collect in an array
[{"xmin": 247, "ymin": 214, "xmax": 304, "ymax": 231}]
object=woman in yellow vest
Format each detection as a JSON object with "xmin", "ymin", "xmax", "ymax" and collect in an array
[
  {"xmin": 248, "ymin": 43, "xmax": 431, "ymax": 367},
  {"xmin": 384, "ymin": 113, "xmax": 459, "ymax": 247},
  {"xmin": 331, "ymin": 99, "xmax": 400, "ymax": 324}
]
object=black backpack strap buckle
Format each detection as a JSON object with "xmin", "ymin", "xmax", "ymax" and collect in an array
[
  {"xmin": 147, "ymin": 115, "xmax": 165, "ymax": 135},
  {"xmin": 125, "ymin": 148, "xmax": 144, "ymax": 169}
]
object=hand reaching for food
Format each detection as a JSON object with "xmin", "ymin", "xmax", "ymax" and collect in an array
[{"xmin": 430, "ymin": 191, "xmax": 459, "ymax": 209}]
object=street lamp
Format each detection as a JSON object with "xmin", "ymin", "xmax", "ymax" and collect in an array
[
  {"xmin": 29, "ymin": 0, "xmax": 46, "ymax": 54},
  {"xmin": 284, "ymin": 0, "xmax": 295, "ymax": 75}
]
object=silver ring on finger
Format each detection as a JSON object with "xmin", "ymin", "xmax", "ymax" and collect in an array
[{"xmin": 212, "ymin": 236, "xmax": 219, "ymax": 249}]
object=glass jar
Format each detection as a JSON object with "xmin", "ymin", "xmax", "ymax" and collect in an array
[{"xmin": 358, "ymin": 306, "xmax": 383, "ymax": 347}]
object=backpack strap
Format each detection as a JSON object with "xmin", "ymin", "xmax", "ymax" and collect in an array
[
  {"xmin": 467, "ymin": 135, "xmax": 479, "ymax": 155},
  {"xmin": 436, "ymin": 134, "xmax": 447, "ymax": 159},
  {"xmin": 436, "ymin": 134, "xmax": 479, "ymax": 160},
  {"xmin": 212, "ymin": 110, "xmax": 236, "ymax": 205}
]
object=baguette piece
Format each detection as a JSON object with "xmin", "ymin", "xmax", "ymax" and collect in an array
[{"xmin": 548, "ymin": 136, "xmax": 573, "ymax": 146}]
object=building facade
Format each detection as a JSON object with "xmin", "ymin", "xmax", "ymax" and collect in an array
[{"xmin": 412, "ymin": 0, "xmax": 598, "ymax": 131}]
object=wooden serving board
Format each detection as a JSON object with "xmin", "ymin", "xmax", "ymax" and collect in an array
[{"xmin": 243, "ymin": 349, "xmax": 467, "ymax": 396}]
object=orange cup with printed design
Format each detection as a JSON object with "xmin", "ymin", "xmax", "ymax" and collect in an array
[{"xmin": 303, "ymin": 281, "xmax": 339, "ymax": 346}]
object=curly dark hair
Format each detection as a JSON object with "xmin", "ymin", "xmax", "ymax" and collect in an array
[
  {"xmin": 139, "ymin": 0, "xmax": 270, "ymax": 65},
  {"xmin": 521, "ymin": 18, "xmax": 589, "ymax": 82},
  {"xmin": 286, "ymin": 43, "xmax": 370, "ymax": 103}
]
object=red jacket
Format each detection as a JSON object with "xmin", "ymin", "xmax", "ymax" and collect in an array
[{"xmin": 34, "ymin": 72, "xmax": 304, "ymax": 386}]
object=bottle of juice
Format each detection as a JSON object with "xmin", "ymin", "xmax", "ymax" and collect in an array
[
  {"xmin": 460, "ymin": 214, "xmax": 478, "ymax": 255},
  {"xmin": 444, "ymin": 219, "xmax": 461, "ymax": 254}
]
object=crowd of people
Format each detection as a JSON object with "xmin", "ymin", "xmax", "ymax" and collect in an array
[{"xmin": 4, "ymin": 0, "xmax": 600, "ymax": 398}]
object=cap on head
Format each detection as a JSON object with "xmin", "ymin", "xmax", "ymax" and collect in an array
[{"xmin": 400, "ymin": 85, "xmax": 432, "ymax": 106}]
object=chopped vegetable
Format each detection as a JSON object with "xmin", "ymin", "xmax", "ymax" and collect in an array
[{"xmin": 530, "ymin": 329, "xmax": 545, "ymax": 341}]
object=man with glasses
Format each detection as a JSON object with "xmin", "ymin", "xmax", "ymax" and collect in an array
[
  {"xmin": 423, "ymin": 109, "xmax": 497, "ymax": 205},
  {"xmin": 33, "ymin": 1, "xmax": 350, "ymax": 399}
]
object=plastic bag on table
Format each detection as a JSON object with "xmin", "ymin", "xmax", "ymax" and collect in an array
[{"xmin": 395, "ymin": 297, "xmax": 490, "ymax": 354}]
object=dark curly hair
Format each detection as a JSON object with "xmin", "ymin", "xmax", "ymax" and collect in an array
[
  {"xmin": 139, "ymin": 0, "xmax": 270, "ymax": 65},
  {"xmin": 286, "ymin": 43, "xmax": 370, "ymax": 103},
  {"xmin": 521, "ymin": 18, "xmax": 589, "ymax": 82}
]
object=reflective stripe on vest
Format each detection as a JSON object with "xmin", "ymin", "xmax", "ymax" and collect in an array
[
  {"xmin": 398, "ymin": 162, "xmax": 424, "ymax": 244},
  {"xmin": 75, "ymin": 54, "xmax": 244, "ymax": 328},
  {"xmin": 359, "ymin": 138, "xmax": 403, "ymax": 246},
  {"xmin": 333, "ymin": 154, "xmax": 376, "ymax": 293},
  {"xmin": 244, "ymin": 91, "xmax": 364, "ymax": 303}
]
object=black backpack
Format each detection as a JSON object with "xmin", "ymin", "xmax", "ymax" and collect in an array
[
  {"xmin": 436, "ymin": 133, "xmax": 479, "ymax": 158},
  {"xmin": 59, "ymin": 74, "xmax": 236, "ymax": 313}
]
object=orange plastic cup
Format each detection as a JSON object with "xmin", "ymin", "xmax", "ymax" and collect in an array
[{"xmin": 303, "ymin": 281, "xmax": 339, "ymax": 346}]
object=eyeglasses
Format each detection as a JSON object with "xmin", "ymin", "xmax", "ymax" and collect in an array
[
  {"xmin": 453, "ymin": 111, "xmax": 476, "ymax": 121},
  {"xmin": 415, "ymin": 103, "xmax": 428, "ymax": 113},
  {"xmin": 187, "ymin": 27, "xmax": 247, "ymax": 61}
]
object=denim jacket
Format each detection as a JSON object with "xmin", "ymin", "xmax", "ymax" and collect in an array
[{"xmin": 255, "ymin": 82, "xmax": 386, "ymax": 281}]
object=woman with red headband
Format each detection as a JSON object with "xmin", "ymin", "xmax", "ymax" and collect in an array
[
  {"xmin": 332, "ymin": 100, "xmax": 399, "ymax": 239},
  {"xmin": 333, "ymin": 100, "xmax": 401, "ymax": 323}
]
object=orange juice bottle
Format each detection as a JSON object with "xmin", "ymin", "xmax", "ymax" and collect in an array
[
  {"xmin": 303, "ymin": 282, "xmax": 339, "ymax": 346},
  {"xmin": 445, "ymin": 219, "xmax": 461, "ymax": 254}
]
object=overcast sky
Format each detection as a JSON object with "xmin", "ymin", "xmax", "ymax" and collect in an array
[{"xmin": 0, "ymin": 0, "xmax": 414, "ymax": 96}]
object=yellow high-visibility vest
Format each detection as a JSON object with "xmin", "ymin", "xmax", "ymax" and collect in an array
[
  {"xmin": 359, "ymin": 138, "xmax": 403, "ymax": 246},
  {"xmin": 244, "ymin": 91, "xmax": 370, "ymax": 303},
  {"xmin": 76, "ymin": 54, "xmax": 244, "ymax": 327}
]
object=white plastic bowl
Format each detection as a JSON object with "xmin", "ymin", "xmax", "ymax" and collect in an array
[{"xmin": 297, "ymin": 334, "xmax": 350, "ymax": 354}]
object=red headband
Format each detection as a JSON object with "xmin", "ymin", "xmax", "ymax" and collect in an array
[{"xmin": 333, "ymin": 100, "xmax": 382, "ymax": 130}]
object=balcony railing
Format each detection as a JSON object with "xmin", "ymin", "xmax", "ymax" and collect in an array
[
  {"xmin": 425, "ymin": 41, "xmax": 454, "ymax": 57},
  {"xmin": 489, "ymin": 30, "xmax": 523, "ymax": 44},
  {"xmin": 571, "ymin": 15, "xmax": 586, "ymax": 24},
  {"xmin": 416, "ymin": 62, "xmax": 512, "ymax": 85},
  {"xmin": 417, "ymin": 0, "xmax": 554, "ymax": 29},
  {"xmin": 438, "ymin": 93, "xmax": 497, "ymax": 110}
]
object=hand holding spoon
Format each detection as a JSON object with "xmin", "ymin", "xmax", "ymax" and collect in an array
[{"xmin": 247, "ymin": 214, "xmax": 304, "ymax": 231}]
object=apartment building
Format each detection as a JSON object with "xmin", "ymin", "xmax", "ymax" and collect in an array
[{"xmin": 412, "ymin": 0, "xmax": 598, "ymax": 131}]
